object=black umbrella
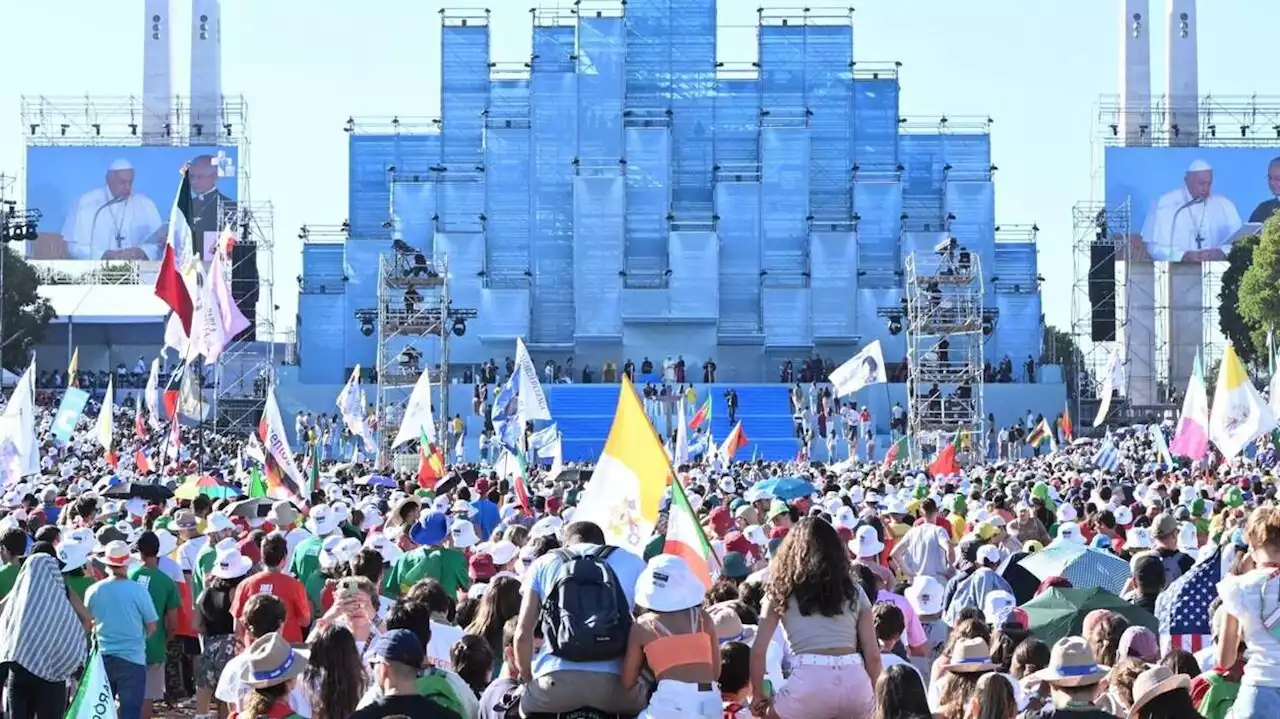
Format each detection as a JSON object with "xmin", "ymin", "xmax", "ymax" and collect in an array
[{"xmin": 101, "ymin": 482, "xmax": 174, "ymax": 502}]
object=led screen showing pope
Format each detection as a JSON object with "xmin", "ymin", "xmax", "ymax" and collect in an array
[
  {"xmin": 1106, "ymin": 147, "xmax": 1276, "ymax": 263},
  {"xmin": 26, "ymin": 145, "xmax": 238, "ymax": 262}
]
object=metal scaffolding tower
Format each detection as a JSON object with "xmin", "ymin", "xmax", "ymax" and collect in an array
[
  {"xmin": 370, "ymin": 252, "xmax": 477, "ymax": 464},
  {"xmin": 904, "ymin": 248, "xmax": 986, "ymax": 462},
  {"xmin": 213, "ymin": 201, "xmax": 276, "ymax": 434}
]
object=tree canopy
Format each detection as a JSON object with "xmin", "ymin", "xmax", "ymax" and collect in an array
[
  {"xmin": 1, "ymin": 246, "xmax": 56, "ymax": 369},
  {"xmin": 1238, "ymin": 215, "xmax": 1280, "ymax": 361},
  {"xmin": 1220, "ymin": 231, "xmax": 1260, "ymax": 364}
]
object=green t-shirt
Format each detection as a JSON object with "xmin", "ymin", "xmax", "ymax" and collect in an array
[
  {"xmin": 386, "ymin": 546, "xmax": 470, "ymax": 599},
  {"xmin": 0, "ymin": 562, "xmax": 20, "ymax": 602},
  {"xmin": 192, "ymin": 544, "xmax": 219, "ymax": 601},
  {"xmin": 304, "ymin": 570, "xmax": 328, "ymax": 614},
  {"xmin": 65, "ymin": 572, "xmax": 95, "ymax": 601},
  {"xmin": 289, "ymin": 535, "xmax": 325, "ymax": 583},
  {"xmin": 127, "ymin": 565, "xmax": 180, "ymax": 665}
]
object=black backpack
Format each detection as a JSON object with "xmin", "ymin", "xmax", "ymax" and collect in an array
[{"xmin": 540, "ymin": 546, "xmax": 632, "ymax": 662}]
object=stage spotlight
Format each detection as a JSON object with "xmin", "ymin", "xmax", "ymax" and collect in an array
[
  {"xmin": 887, "ymin": 316, "xmax": 902, "ymax": 335},
  {"xmin": 59, "ymin": 124, "xmax": 69, "ymax": 136},
  {"xmin": 359, "ymin": 318, "xmax": 374, "ymax": 336},
  {"xmin": 451, "ymin": 317, "xmax": 467, "ymax": 337},
  {"xmin": 24, "ymin": 223, "xmax": 37, "ymax": 241},
  {"xmin": 982, "ymin": 315, "xmax": 995, "ymax": 336}
]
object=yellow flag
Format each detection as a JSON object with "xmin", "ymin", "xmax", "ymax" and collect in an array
[
  {"xmin": 572, "ymin": 375, "xmax": 672, "ymax": 555},
  {"xmin": 67, "ymin": 347, "xmax": 79, "ymax": 385}
]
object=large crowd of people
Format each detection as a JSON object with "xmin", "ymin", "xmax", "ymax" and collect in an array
[{"xmin": 0, "ymin": 382, "xmax": 1276, "ymax": 719}]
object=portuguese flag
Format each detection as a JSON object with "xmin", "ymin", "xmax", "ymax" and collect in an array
[
  {"xmin": 883, "ymin": 435, "xmax": 909, "ymax": 468},
  {"xmin": 688, "ymin": 397, "xmax": 712, "ymax": 430}
]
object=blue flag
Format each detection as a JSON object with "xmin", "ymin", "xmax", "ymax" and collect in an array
[{"xmin": 52, "ymin": 388, "xmax": 90, "ymax": 443}]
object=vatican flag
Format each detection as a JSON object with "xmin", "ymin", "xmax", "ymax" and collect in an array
[
  {"xmin": 572, "ymin": 376, "xmax": 672, "ymax": 556},
  {"xmin": 1209, "ymin": 344, "xmax": 1276, "ymax": 458}
]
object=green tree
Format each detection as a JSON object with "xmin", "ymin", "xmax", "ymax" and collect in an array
[
  {"xmin": 1220, "ymin": 231, "xmax": 1260, "ymax": 364},
  {"xmin": 1, "ymin": 246, "xmax": 56, "ymax": 369},
  {"xmin": 1239, "ymin": 215, "xmax": 1280, "ymax": 359},
  {"xmin": 1040, "ymin": 325, "xmax": 1085, "ymax": 398}
]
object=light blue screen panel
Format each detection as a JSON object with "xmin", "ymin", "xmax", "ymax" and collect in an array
[
  {"xmin": 302, "ymin": 243, "xmax": 345, "ymax": 285},
  {"xmin": 441, "ymin": 24, "xmax": 489, "ymax": 166},
  {"xmin": 342, "ymin": 240, "xmax": 382, "ymax": 368},
  {"xmin": 437, "ymin": 232, "xmax": 485, "ymax": 361},
  {"xmin": 298, "ymin": 294, "xmax": 346, "ymax": 384},
  {"xmin": 944, "ymin": 180, "xmax": 996, "ymax": 284},
  {"xmin": 624, "ymin": 127, "xmax": 672, "ymax": 283},
  {"xmin": 759, "ymin": 26, "xmax": 805, "ymax": 111},
  {"xmin": 573, "ymin": 176, "xmax": 625, "ymax": 338},
  {"xmin": 577, "ymin": 17, "xmax": 625, "ymax": 164},
  {"xmin": 900, "ymin": 134, "xmax": 945, "ymax": 232},
  {"xmin": 943, "ymin": 133, "xmax": 991, "ymax": 179},
  {"xmin": 668, "ymin": 231, "xmax": 718, "ymax": 319},
  {"xmin": 856, "ymin": 288, "xmax": 906, "ymax": 359},
  {"xmin": 804, "ymin": 25, "xmax": 852, "ymax": 220},
  {"xmin": 809, "ymin": 232, "xmax": 858, "ymax": 340},
  {"xmin": 669, "ymin": 0, "xmax": 715, "ymax": 219},
  {"xmin": 852, "ymin": 78, "xmax": 899, "ymax": 171},
  {"xmin": 479, "ymin": 289, "xmax": 531, "ymax": 340},
  {"xmin": 715, "ymin": 182, "xmax": 762, "ymax": 336},
  {"xmin": 760, "ymin": 127, "xmax": 809, "ymax": 283},
  {"xmin": 349, "ymin": 135, "xmax": 440, "ymax": 238},
  {"xmin": 485, "ymin": 128, "xmax": 531, "ymax": 287},
  {"xmin": 994, "ymin": 241, "xmax": 1038, "ymax": 292},
  {"xmin": 624, "ymin": 0, "xmax": 670, "ymax": 109},
  {"xmin": 530, "ymin": 35, "xmax": 577, "ymax": 346},
  {"xmin": 853, "ymin": 180, "xmax": 902, "ymax": 288},
  {"xmin": 713, "ymin": 80, "xmax": 759, "ymax": 168},
  {"xmin": 994, "ymin": 294, "xmax": 1043, "ymax": 370},
  {"xmin": 763, "ymin": 288, "xmax": 812, "ymax": 347},
  {"xmin": 392, "ymin": 182, "xmax": 436, "ymax": 255}
]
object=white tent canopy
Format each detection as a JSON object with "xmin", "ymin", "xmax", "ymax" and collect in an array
[{"xmin": 39, "ymin": 285, "xmax": 169, "ymax": 325}]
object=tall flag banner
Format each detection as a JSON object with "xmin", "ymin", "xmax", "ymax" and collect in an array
[
  {"xmin": 245, "ymin": 431, "xmax": 267, "ymax": 466},
  {"xmin": 305, "ymin": 441, "xmax": 321, "ymax": 494},
  {"xmin": 546, "ymin": 432, "xmax": 564, "ymax": 482},
  {"xmin": 97, "ymin": 377, "xmax": 116, "ymax": 467},
  {"xmin": 883, "ymin": 435, "xmax": 909, "ymax": 468},
  {"xmin": 664, "ymin": 476, "xmax": 719, "ymax": 589},
  {"xmin": 154, "ymin": 168, "xmax": 196, "ymax": 335},
  {"xmin": 4, "ymin": 361, "xmax": 38, "ymax": 479},
  {"xmin": 178, "ymin": 361, "xmax": 209, "ymax": 421},
  {"xmin": 1061, "ymin": 402, "xmax": 1074, "ymax": 443},
  {"xmin": 497, "ymin": 449, "xmax": 533, "ymax": 516},
  {"xmin": 164, "ymin": 414, "xmax": 182, "ymax": 465},
  {"xmin": 1026, "ymin": 418, "xmax": 1056, "ymax": 450},
  {"xmin": 144, "ymin": 359, "xmax": 161, "ymax": 429},
  {"xmin": 829, "ymin": 340, "xmax": 889, "ymax": 398},
  {"xmin": 1093, "ymin": 346, "xmax": 1125, "ymax": 427},
  {"xmin": 1269, "ymin": 334, "xmax": 1280, "ymax": 447},
  {"xmin": 258, "ymin": 389, "xmax": 306, "ymax": 503},
  {"xmin": 1092, "ymin": 439, "xmax": 1121, "ymax": 472},
  {"xmin": 181, "ymin": 251, "xmax": 247, "ymax": 363},
  {"xmin": 66, "ymin": 647, "xmax": 118, "ymax": 719},
  {"xmin": 416, "ymin": 428, "xmax": 446, "ymax": 490},
  {"xmin": 391, "ymin": 368, "xmax": 435, "ymax": 449},
  {"xmin": 1155, "ymin": 545, "xmax": 1220, "ymax": 654},
  {"xmin": 514, "ymin": 338, "xmax": 551, "ymax": 422},
  {"xmin": 928, "ymin": 437, "xmax": 960, "ymax": 477},
  {"xmin": 1209, "ymin": 344, "xmax": 1276, "ymax": 458},
  {"xmin": 133, "ymin": 395, "xmax": 147, "ymax": 440},
  {"xmin": 1149, "ymin": 424, "xmax": 1175, "ymax": 469},
  {"xmin": 1170, "ymin": 353, "xmax": 1211, "ymax": 460},
  {"xmin": 133, "ymin": 448, "xmax": 153, "ymax": 475},
  {"xmin": 67, "ymin": 347, "xmax": 80, "ymax": 386},
  {"xmin": 719, "ymin": 421, "xmax": 749, "ymax": 463},
  {"xmin": 336, "ymin": 365, "xmax": 373, "ymax": 451},
  {"xmin": 573, "ymin": 376, "xmax": 672, "ymax": 555},
  {"xmin": 688, "ymin": 397, "xmax": 712, "ymax": 430},
  {"xmin": 50, "ymin": 387, "xmax": 90, "ymax": 444},
  {"xmin": 675, "ymin": 399, "xmax": 691, "ymax": 465},
  {"xmin": 529, "ymin": 424, "xmax": 560, "ymax": 452}
]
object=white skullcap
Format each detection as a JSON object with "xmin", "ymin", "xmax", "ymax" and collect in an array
[
  {"xmin": 1187, "ymin": 159, "xmax": 1212, "ymax": 173},
  {"xmin": 108, "ymin": 159, "xmax": 133, "ymax": 172}
]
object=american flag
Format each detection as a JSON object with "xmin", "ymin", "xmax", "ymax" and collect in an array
[{"xmin": 1155, "ymin": 545, "xmax": 1220, "ymax": 654}]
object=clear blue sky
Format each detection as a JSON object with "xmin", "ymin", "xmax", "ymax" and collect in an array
[{"xmin": 0, "ymin": 0, "xmax": 1274, "ymax": 338}]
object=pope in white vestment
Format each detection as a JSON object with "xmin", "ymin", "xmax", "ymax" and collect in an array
[
  {"xmin": 1139, "ymin": 159, "xmax": 1242, "ymax": 262},
  {"xmin": 60, "ymin": 159, "xmax": 164, "ymax": 261}
]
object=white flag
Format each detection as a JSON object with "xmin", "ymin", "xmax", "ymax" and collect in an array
[
  {"xmin": 829, "ymin": 340, "xmax": 888, "ymax": 398},
  {"xmin": 546, "ymin": 433, "xmax": 564, "ymax": 481},
  {"xmin": 675, "ymin": 398, "xmax": 691, "ymax": 464},
  {"xmin": 66, "ymin": 648, "xmax": 118, "ymax": 719},
  {"xmin": 336, "ymin": 365, "xmax": 373, "ymax": 450},
  {"xmin": 262, "ymin": 389, "xmax": 307, "ymax": 501},
  {"xmin": 392, "ymin": 369, "xmax": 435, "ymax": 449},
  {"xmin": 143, "ymin": 358, "xmax": 161, "ymax": 428},
  {"xmin": 97, "ymin": 377, "xmax": 114, "ymax": 454},
  {"xmin": 1209, "ymin": 344, "xmax": 1276, "ymax": 458},
  {"xmin": 515, "ymin": 338, "xmax": 551, "ymax": 422},
  {"xmin": 2, "ymin": 361, "xmax": 38, "ymax": 481},
  {"xmin": 1092, "ymin": 346, "xmax": 1125, "ymax": 427}
]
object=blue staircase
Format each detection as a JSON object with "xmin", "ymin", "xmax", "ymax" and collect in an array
[
  {"xmin": 702, "ymin": 385, "xmax": 798, "ymax": 461},
  {"xmin": 547, "ymin": 385, "xmax": 622, "ymax": 460}
]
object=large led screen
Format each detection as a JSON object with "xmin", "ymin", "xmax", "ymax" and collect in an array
[
  {"xmin": 26, "ymin": 146, "xmax": 239, "ymax": 262},
  {"xmin": 1105, "ymin": 146, "xmax": 1280, "ymax": 262}
]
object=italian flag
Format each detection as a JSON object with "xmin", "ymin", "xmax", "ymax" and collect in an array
[
  {"xmin": 688, "ymin": 397, "xmax": 712, "ymax": 430},
  {"xmin": 499, "ymin": 449, "xmax": 533, "ymax": 516},
  {"xmin": 883, "ymin": 435, "xmax": 909, "ymax": 468},
  {"xmin": 663, "ymin": 476, "xmax": 718, "ymax": 589}
]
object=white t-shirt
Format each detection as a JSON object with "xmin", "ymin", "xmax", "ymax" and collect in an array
[
  {"xmin": 177, "ymin": 536, "xmax": 208, "ymax": 574},
  {"xmin": 214, "ymin": 652, "xmax": 312, "ymax": 717},
  {"xmin": 1218, "ymin": 569, "xmax": 1280, "ymax": 687},
  {"xmin": 427, "ymin": 620, "xmax": 463, "ymax": 671}
]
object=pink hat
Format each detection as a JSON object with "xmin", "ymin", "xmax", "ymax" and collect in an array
[{"xmin": 1118, "ymin": 626, "xmax": 1159, "ymax": 663}]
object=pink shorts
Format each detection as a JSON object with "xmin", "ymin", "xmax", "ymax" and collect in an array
[{"xmin": 773, "ymin": 654, "xmax": 874, "ymax": 719}]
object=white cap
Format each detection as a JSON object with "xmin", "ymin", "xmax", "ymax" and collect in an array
[
  {"xmin": 1187, "ymin": 159, "xmax": 1212, "ymax": 173},
  {"xmin": 108, "ymin": 159, "xmax": 133, "ymax": 172}
]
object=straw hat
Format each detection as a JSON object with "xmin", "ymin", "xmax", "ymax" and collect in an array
[
  {"xmin": 243, "ymin": 633, "xmax": 309, "ymax": 688},
  {"xmin": 635, "ymin": 555, "xmax": 705, "ymax": 612},
  {"xmin": 1031, "ymin": 636, "xmax": 1110, "ymax": 687},
  {"xmin": 708, "ymin": 601, "xmax": 746, "ymax": 642},
  {"xmin": 100, "ymin": 540, "xmax": 132, "ymax": 567},
  {"xmin": 945, "ymin": 637, "xmax": 998, "ymax": 673},
  {"xmin": 1128, "ymin": 666, "xmax": 1190, "ymax": 717}
]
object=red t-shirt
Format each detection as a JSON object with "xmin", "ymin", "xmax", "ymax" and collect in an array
[
  {"xmin": 914, "ymin": 515, "xmax": 953, "ymax": 533},
  {"xmin": 230, "ymin": 570, "xmax": 312, "ymax": 644}
]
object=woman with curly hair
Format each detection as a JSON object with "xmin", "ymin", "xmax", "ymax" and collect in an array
[
  {"xmin": 750, "ymin": 517, "xmax": 881, "ymax": 719},
  {"xmin": 301, "ymin": 624, "xmax": 366, "ymax": 719}
]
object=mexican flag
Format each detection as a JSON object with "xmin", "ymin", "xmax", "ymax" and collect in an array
[
  {"xmin": 882, "ymin": 435, "xmax": 909, "ymax": 468},
  {"xmin": 688, "ymin": 397, "xmax": 712, "ymax": 430},
  {"xmin": 663, "ymin": 476, "xmax": 718, "ymax": 588},
  {"xmin": 67, "ymin": 646, "xmax": 117, "ymax": 719}
]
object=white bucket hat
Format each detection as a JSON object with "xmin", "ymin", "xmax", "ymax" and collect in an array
[
  {"xmin": 363, "ymin": 531, "xmax": 404, "ymax": 564},
  {"xmin": 206, "ymin": 512, "xmax": 235, "ymax": 534},
  {"xmin": 450, "ymin": 520, "xmax": 480, "ymax": 549},
  {"xmin": 487, "ymin": 539, "xmax": 518, "ymax": 566},
  {"xmin": 850, "ymin": 525, "xmax": 884, "ymax": 559},
  {"xmin": 306, "ymin": 504, "xmax": 340, "ymax": 536},
  {"xmin": 319, "ymin": 536, "xmax": 361, "ymax": 570},
  {"xmin": 212, "ymin": 548, "xmax": 254, "ymax": 579},
  {"xmin": 635, "ymin": 554, "xmax": 705, "ymax": 612},
  {"xmin": 906, "ymin": 575, "xmax": 945, "ymax": 616},
  {"xmin": 57, "ymin": 541, "xmax": 92, "ymax": 572}
]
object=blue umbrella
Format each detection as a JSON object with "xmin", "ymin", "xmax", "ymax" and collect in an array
[
  {"xmin": 747, "ymin": 477, "xmax": 817, "ymax": 502},
  {"xmin": 356, "ymin": 474, "xmax": 396, "ymax": 488},
  {"xmin": 1018, "ymin": 541, "xmax": 1131, "ymax": 595}
]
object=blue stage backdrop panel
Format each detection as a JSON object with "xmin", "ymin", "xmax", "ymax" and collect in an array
[
  {"xmin": 668, "ymin": 0, "xmax": 716, "ymax": 220},
  {"xmin": 945, "ymin": 179, "xmax": 996, "ymax": 284},
  {"xmin": 853, "ymin": 179, "xmax": 903, "ymax": 288},
  {"xmin": 577, "ymin": 16, "xmax": 626, "ymax": 164},
  {"xmin": 441, "ymin": 22, "xmax": 489, "ymax": 166},
  {"xmin": 530, "ymin": 26, "xmax": 577, "ymax": 346},
  {"xmin": 572, "ymin": 176, "xmax": 625, "ymax": 338},
  {"xmin": 760, "ymin": 126, "xmax": 810, "ymax": 284},
  {"xmin": 668, "ymin": 231, "xmax": 718, "ymax": 319},
  {"xmin": 852, "ymin": 75, "xmax": 900, "ymax": 171},
  {"xmin": 804, "ymin": 24, "xmax": 853, "ymax": 221},
  {"xmin": 715, "ymin": 181, "xmax": 762, "ymax": 337},
  {"xmin": 348, "ymin": 135, "xmax": 439, "ymax": 239},
  {"xmin": 392, "ymin": 182, "xmax": 437, "ymax": 255},
  {"xmin": 994, "ymin": 293, "xmax": 1043, "ymax": 374},
  {"xmin": 713, "ymin": 79, "xmax": 759, "ymax": 169},
  {"xmin": 26, "ymin": 145, "xmax": 238, "ymax": 263},
  {"xmin": 810, "ymin": 232, "xmax": 858, "ymax": 341},
  {"xmin": 624, "ymin": 126, "xmax": 672, "ymax": 283},
  {"xmin": 763, "ymin": 288, "xmax": 812, "ymax": 347}
]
